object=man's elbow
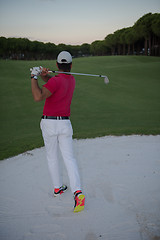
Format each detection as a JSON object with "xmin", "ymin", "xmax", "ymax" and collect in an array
[{"xmin": 33, "ymin": 95, "xmax": 42, "ymax": 102}]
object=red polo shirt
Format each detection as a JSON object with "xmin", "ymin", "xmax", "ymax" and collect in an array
[{"xmin": 43, "ymin": 73, "xmax": 75, "ymax": 116}]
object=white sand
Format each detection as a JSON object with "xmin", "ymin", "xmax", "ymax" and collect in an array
[{"xmin": 0, "ymin": 135, "xmax": 160, "ymax": 240}]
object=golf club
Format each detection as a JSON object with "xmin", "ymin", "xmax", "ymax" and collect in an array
[{"xmin": 30, "ymin": 68, "xmax": 109, "ymax": 84}]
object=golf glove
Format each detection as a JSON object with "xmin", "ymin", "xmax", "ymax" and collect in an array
[{"xmin": 31, "ymin": 66, "xmax": 43, "ymax": 76}]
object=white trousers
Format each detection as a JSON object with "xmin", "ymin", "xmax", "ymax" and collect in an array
[{"xmin": 40, "ymin": 119, "xmax": 81, "ymax": 193}]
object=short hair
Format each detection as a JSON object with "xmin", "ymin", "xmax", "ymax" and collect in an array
[{"xmin": 57, "ymin": 62, "xmax": 72, "ymax": 72}]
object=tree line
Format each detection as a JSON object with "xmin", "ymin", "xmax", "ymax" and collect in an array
[{"xmin": 0, "ymin": 12, "xmax": 159, "ymax": 60}]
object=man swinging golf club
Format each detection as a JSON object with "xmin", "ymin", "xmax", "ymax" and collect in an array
[{"xmin": 31, "ymin": 51, "xmax": 85, "ymax": 212}]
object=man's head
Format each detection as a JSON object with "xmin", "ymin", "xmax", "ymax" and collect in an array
[{"xmin": 57, "ymin": 51, "xmax": 72, "ymax": 72}]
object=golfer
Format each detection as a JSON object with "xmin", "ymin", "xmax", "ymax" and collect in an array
[{"xmin": 31, "ymin": 51, "xmax": 85, "ymax": 212}]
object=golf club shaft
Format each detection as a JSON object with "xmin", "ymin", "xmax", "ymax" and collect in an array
[
  {"xmin": 30, "ymin": 68, "xmax": 109, "ymax": 84},
  {"xmin": 48, "ymin": 70, "xmax": 106, "ymax": 78}
]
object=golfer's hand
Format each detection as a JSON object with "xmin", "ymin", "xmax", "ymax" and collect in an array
[
  {"xmin": 40, "ymin": 67, "xmax": 50, "ymax": 77},
  {"xmin": 31, "ymin": 66, "xmax": 43, "ymax": 76}
]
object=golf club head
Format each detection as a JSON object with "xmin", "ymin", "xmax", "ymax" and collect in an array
[{"xmin": 104, "ymin": 76, "xmax": 109, "ymax": 84}]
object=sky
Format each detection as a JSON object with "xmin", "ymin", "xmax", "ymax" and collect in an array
[{"xmin": 0, "ymin": 0, "xmax": 160, "ymax": 45}]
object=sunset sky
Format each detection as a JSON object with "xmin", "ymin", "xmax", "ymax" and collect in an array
[{"xmin": 0, "ymin": 0, "xmax": 159, "ymax": 45}]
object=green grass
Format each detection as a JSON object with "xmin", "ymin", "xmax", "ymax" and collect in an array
[{"xmin": 0, "ymin": 56, "xmax": 160, "ymax": 160}]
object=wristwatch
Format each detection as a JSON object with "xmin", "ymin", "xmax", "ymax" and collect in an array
[{"xmin": 31, "ymin": 75, "xmax": 38, "ymax": 80}]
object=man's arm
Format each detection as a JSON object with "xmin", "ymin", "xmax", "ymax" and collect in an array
[{"xmin": 31, "ymin": 78, "xmax": 52, "ymax": 102}]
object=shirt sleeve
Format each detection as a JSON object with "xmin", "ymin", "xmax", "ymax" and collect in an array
[{"xmin": 43, "ymin": 77, "xmax": 57, "ymax": 94}]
